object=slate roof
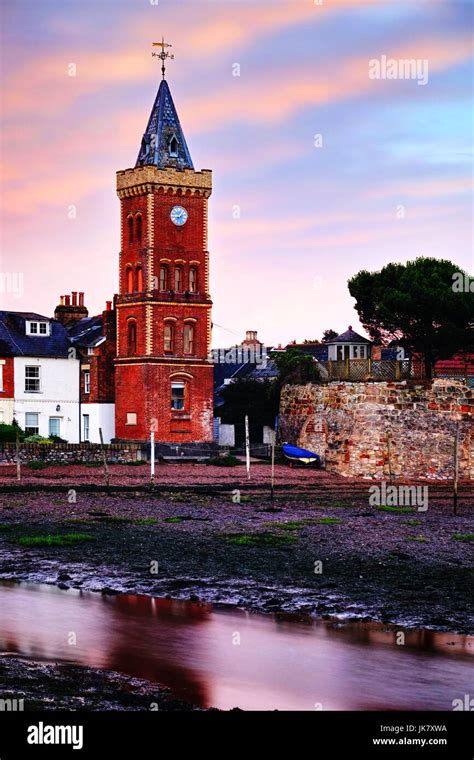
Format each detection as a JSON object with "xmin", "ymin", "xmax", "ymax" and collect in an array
[
  {"xmin": 328, "ymin": 326, "xmax": 372, "ymax": 344},
  {"xmin": 66, "ymin": 316, "xmax": 104, "ymax": 348},
  {"xmin": 135, "ymin": 79, "xmax": 194, "ymax": 170},
  {"xmin": 0, "ymin": 311, "xmax": 71, "ymax": 358}
]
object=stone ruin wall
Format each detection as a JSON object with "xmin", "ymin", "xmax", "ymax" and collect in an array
[{"xmin": 279, "ymin": 379, "xmax": 473, "ymax": 480}]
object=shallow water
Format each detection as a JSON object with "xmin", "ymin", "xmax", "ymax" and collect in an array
[{"xmin": 0, "ymin": 582, "xmax": 472, "ymax": 710}]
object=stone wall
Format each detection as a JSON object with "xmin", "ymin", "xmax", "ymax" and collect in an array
[
  {"xmin": 279, "ymin": 379, "xmax": 473, "ymax": 480},
  {"xmin": 0, "ymin": 443, "xmax": 142, "ymax": 465}
]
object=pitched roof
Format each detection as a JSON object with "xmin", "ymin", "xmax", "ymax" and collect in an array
[
  {"xmin": 328, "ymin": 326, "xmax": 372, "ymax": 344},
  {"xmin": 135, "ymin": 79, "xmax": 194, "ymax": 170},
  {"xmin": 0, "ymin": 311, "xmax": 71, "ymax": 358},
  {"xmin": 66, "ymin": 315, "xmax": 104, "ymax": 348}
]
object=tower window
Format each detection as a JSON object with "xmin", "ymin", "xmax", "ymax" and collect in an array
[
  {"xmin": 171, "ymin": 382, "xmax": 185, "ymax": 410},
  {"xmin": 184, "ymin": 324, "xmax": 194, "ymax": 355},
  {"xmin": 159, "ymin": 265, "xmax": 168, "ymax": 291},
  {"xmin": 164, "ymin": 323, "xmax": 174, "ymax": 353},
  {"xmin": 136, "ymin": 266, "xmax": 143, "ymax": 292},
  {"xmin": 127, "ymin": 321, "xmax": 137, "ymax": 355},
  {"xmin": 189, "ymin": 267, "xmax": 197, "ymax": 293},
  {"xmin": 126, "ymin": 266, "xmax": 133, "ymax": 293},
  {"xmin": 174, "ymin": 266, "xmax": 182, "ymax": 292},
  {"xmin": 169, "ymin": 136, "xmax": 178, "ymax": 157},
  {"xmin": 128, "ymin": 217, "xmax": 134, "ymax": 244},
  {"xmin": 136, "ymin": 215, "xmax": 142, "ymax": 243}
]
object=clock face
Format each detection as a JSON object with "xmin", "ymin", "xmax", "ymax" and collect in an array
[{"xmin": 170, "ymin": 205, "xmax": 188, "ymax": 226}]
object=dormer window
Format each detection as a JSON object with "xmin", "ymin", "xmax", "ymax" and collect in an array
[
  {"xmin": 26, "ymin": 320, "xmax": 50, "ymax": 336},
  {"xmin": 169, "ymin": 135, "xmax": 178, "ymax": 157}
]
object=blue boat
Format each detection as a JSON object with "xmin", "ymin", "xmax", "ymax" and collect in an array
[{"xmin": 282, "ymin": 443, "xmax": 320, "ymax": 465}]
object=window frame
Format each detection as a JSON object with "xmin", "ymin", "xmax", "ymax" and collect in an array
[
  {"xmin": 164, "ymin": 322, "xmax": 174, "ymax": 353},
  {"xmin": 25, "ymin": 365, "xmax": 40, "ymax": 393},
  {"xmin": 171, "ymin": 381, "xmax": 186, "ymax": 411},
  {"xmin": 159, "ymin": 265, "xmax": 168, "ymax": 292},
  {"xmin": 183, "ymin": 323, "xmax": 194, "ymax": 355},
  {"xmin": 189, "ymin": 267, "xmax": 198, "ymax": 293},
  {"xmin": 25, "ymin": 412, "xmax": 39, "ymax": 436},
  {"xmin": 174, "ymin": 266, "xmax": 183, "ymax": 292},
  {"xmin": 84, "ymin": 370, "xmax": 90, "ymax": 395},
  {"xmin": 48, "ymin": 417, "xmax": 61, "ymax": 438},
  {"xmin": 127, "ymin": 321, "xmax": 137, "ymax": 355}
]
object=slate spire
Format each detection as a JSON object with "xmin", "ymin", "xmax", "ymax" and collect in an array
[{"xmin": 135, "ymin": 79, "xmax": 194, "ymax": 170}]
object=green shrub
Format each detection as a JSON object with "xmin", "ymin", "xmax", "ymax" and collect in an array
[
  {"xmin": 377, "ymin": 505, "xmax": 416, "ymax": 514},
  {"xmin": 0, "ymin": 422, "xmax": 25, "ymax": 443},
  {"xmin": 206, "ymin": 455, "xmax": 242, "ymax": 467},
  {"xmin": 24, "ymin": 435, "xmax": 53, "ymax": 444},
  {"xmin": 27, "ymin": 460, "xmax": 48, "ymax": 470},
  {"xmin": 453, "ymin": 533, "xmax": 474, "ymax": 542}
]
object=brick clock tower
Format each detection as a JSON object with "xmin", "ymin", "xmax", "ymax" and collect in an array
[{"xmin": 115, "ymin": 59, "xmax": 213, "ymax": 443}]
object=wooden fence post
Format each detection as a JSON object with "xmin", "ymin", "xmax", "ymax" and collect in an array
[{"xmin": 453, "ymin": 422, "xmax": 459, "ymax": 515}]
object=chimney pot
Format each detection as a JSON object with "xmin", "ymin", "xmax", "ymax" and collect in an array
[
  {"xmin": 65, "ymin": 295, "xmax": 71, "ymax": 306},
  {"xmin": 71, "ymin": 291, "xmax": 77, "ymax": 306},
  {"xmin": 106, "ymin": 300, "xmax": 112, "ymax": 311},
  {"xmin": 78, "ymin": 292, "xmax": 84, "ymax": 306}
]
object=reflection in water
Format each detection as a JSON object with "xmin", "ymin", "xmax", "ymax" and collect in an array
[{"xmin": 0, "ymin": 582, "xmax": 472, "ymax": 710}]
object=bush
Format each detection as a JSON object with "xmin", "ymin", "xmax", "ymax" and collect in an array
[
  {"xmin": 27, "ymin": 460, "xmax": 49, "ymax": 470},
  {"xmin": 0, "ymin": 422, "xmax": 25, "ymax": 443},
  {"xmin": 24, "ymin": 435, "xmax": 53, "ymax": 444},
  {"xmin": 206, "ymin": 454, "xmax": 242, "ymax": 467}
]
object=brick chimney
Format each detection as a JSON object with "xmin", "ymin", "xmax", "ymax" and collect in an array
[
  {"xmin": 241, "ymin": 330, "xmax": 262, "ymax": 347},
  {"xmin": 54, "ymin": 291, "xmax": 88, "ymax": 325}
]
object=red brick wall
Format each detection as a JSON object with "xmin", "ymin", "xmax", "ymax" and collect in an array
[
  {"xmin": 0, "ymin": 357, "xmax": 14, "ymax": 397},
  {"xmin": 115, "ymin": 361, "xmax": 213, "ymax": 442},
  {"xmin": 81, "ymin": 309, "xmax": 116, "ymax": 404}
]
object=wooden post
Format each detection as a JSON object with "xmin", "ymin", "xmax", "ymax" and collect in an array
[
  {"xmin": 270, "ymin": 430, "xmax": 276, "ymax": 502},
  {"xmin": 98, "ymin": 428, "xmax": 110, "ymax": 488},
  {"xmin": 16, "ymin": 432, "xmax": 21, "ymax": 482},
  {"xmin": 150, "ymin": 430, "xmax": 155, "ymax": 485},
  {"xmin": 245, "ymin": 415, "xmax": 250, "ymax": 480},
  {"xmin": 387, "ymin": 430, "xmax": 393, "ymax": 485},
  {"xmin": 345, "ymin": 357, "xmax": 350, "ymax": 380},
  {"xmin": 453, "ymin": 422, "xmax": 459, "ymax": 515}
]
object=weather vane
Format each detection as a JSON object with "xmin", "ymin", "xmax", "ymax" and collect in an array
[{"xmin": 152, "ymin": 37, "xmax": 174, "ymax": 79}]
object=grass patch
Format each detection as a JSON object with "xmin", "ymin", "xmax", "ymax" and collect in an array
[
  {"xmin": 401, "ymin": 519, "xmax": 422, "ymax": 526},
  {"xmin": 135, "ymin": 517, "xmax": 159, "ymax": 526},
  {"xmin": 163, "ymin": 517, "xmax": 184, "ymax": 524},
  {"xmin": 453, "ymin": 533, "xmax": 474, "ymax": 542},
  {"xmin": 377, "ymin": 505, "xmax": 416, "ymax": 514},
  {"xmin": 0, "ymin": 524, "xmax": 12, "ymax": 531},
  {"xmin": 318, "ymin": 517, "xmax": 343, "ymax": 525},
  {"xmin": 225, "ymin": 532, "xmax": 297, "ymax": 547},
  {"xmin": 123, "ymin": 460, "xmax": 147, "ymax": 466},
  {"xmin": 406, "ymin": 535, "xmax": 429, "ymax": 543},
  {"xmin": 206, "ymin": 455, "xmax": 242, "ymax": 467},
  {"xmin": 17, "ymin": 533, "xmax": 96, "ymax": 547}
]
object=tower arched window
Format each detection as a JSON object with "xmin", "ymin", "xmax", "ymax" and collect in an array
[
  {"xmin": 126, "ymin": 266, "xmax": 133, "ymax": 294},
  {"xmin": 127, "ymin": 321, "xmax": 137, "ymax": 355},
  {"xmin": 159, "ymin": 265, "xmax": 168, "ymax": 291},
  {"xmin": 136, "ymin": 215, "xmax": 142, "ymax": 244},
  {"xmin": 175, "ymin": 267, "xmax": 182, "ymax": 292},
  {"xmin": 169, "ymin": 136, "xmax": 178, "ymax": 157},
  {"xmin": 164, "ymin": 322, "xmax": 174, "ymax": 353},
  {"xmin": 136, "ymin": 266, "xmax": 143, "ymax": 292},
  {"xmin": 127, "ymin": 217, "xmax": 134, "ymax": 244},
  {"xmin": 189, "ymin": 267, "xmax": 197, "ymax": 293},
  {"xmin": 184, "ymin": 324, "xmax": 194, "ymax": 355}
]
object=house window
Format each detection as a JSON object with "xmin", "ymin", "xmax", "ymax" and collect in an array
[
  {"xmin": 25, "ymin": 366, "xmax": 40, "ymax": 392},
  {"xmin": 26, "ymin": 321, "xmax": 49, "ymax": 336},
  {"xmin": 189, "ymin": 267, "xmax": 197, "ymax": 293},
  {"xmin": 128, "ymin": 217, "xmax": 134, "ymax": 244},
  {"xmin": 127, "ymin": 321, "xmax": 137, "ymax": 355},
  {"xmin": 126, "ymin": 413, "xmax": 137, "ymax": 425},
  {"xmin": 174, "ymin": 267, "xmax": 182, "ymax": 292},
  {"xmin": 164, "ymin": 323, "xmax": 174, "ymax": 353},
  {"xmin": 126, "ymin": 266, "xmax": 133, "ymax": 293},
  {"xmin": 83, "ymin": 414, "xmax": 90, "ymax": 441},
  {"xmin": 136, "ymin": 266, "xmax": 143, "ymax": 292},
  {"xmin": 159, "ymin": 265, "xmax": 168, "ymax": 291},
  {"xmin": 171, "ymin": 382, "xmax": 185, "ymax": 410},
  {"xmin": 25, "ymin": 413, "xmax": 39, "ymax": 436},
  {"xmin": 48, "ymin": 417, "xmax": 60, "ymax": 437},
  {"xmin": 169, "ymin": 136, "xmax": 178, "ymax": 157},
  {"xmin": 184, "ymin": 324, "xmax": 194, "ymax": 355},
  {"xmin": 136, "ymin": 215, "xmax": 142, "ymax": 243},
  {"xmin": 84, "ymin": 371, "xmax": 90, "ymax": 394},
  {"xmin": 87, "ymin": 347, "xmax": 94, "ymax": 356}
]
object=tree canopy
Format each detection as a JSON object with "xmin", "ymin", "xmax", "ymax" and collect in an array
[{"xmin": 348, "ymin": 257, "xmax": 473, "ymax": 377}]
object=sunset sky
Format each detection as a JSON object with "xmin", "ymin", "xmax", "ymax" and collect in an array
[{"xmin": 0, "ymin": 0, "xmax": 472, "ymax": 347}]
